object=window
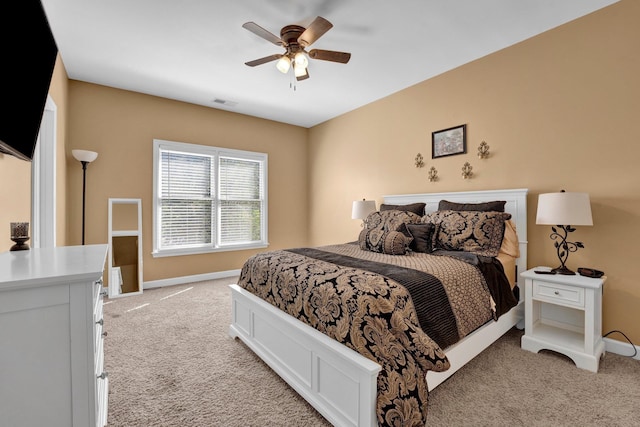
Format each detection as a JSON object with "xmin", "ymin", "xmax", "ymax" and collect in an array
[{"xmin": 152, "ymin": 139, "xmax": 268, "ymax": 257}]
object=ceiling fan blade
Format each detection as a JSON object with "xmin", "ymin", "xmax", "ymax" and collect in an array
[
  {"xmin": 298, "ymin": 16, "xmax": 333, "ymax": 47},
  {"xmin": 245, "ymin": 54, "xmax": 282, "ymax": 67},
  {"xmin": 308, "ymin": 49, "xmax": 351, "ymax": 64},
  {"xmin": 242, "ymin": 22, "xmax": 283, "ymax": 46}
]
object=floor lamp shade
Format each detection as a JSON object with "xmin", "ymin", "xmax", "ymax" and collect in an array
[
  {"xmin": 72, "ymin": 149, "xmax": 99, "ymax": 163},
  {"xmin": 72, "ymin": 150, "xmax": 98, "ymax": 245}
]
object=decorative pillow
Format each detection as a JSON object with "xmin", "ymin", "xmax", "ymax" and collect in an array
[
  {"xmin": 499, "ymin": 219, "xmax": 520, "ymax": 258},
  {"xmin": 363, "ymin": 210, "xmax": 422, "ymax": 232},
  {"xmin": 358, "ymin": 229, "xmax": 412, "ymax": 255},
  {"xmin": 405, "ymin": 223, "xmax": 436, "ymax": 253},
  {"xmin": 438, "ymin": 199, "xmax": 506, "ymax": 212},
  {"xmin": 379, "ymin": 202, "xmax": 426, "ymax": 216},
  {"xmin": 359, "ymin": 210, "xmax": 421, "ymax": 255},
  {"xmin": 422, "ymin": 210, "xmax": 512, "ymax": 257}
]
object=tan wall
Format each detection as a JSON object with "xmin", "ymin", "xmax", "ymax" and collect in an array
[
  {"xmin": 0, "ymin": 54, "xmax": 69, "ymax": 252},
  {"xmin": 308, "ymin": 0, "xmax": 640, "ymax": 345},
  {"xmin": 66, "ymin": 82, "xmax": 309, "ymax": 282},
  {"xmin": 0, "ymin": 155, "xmax": 31, "ymax": 252}
]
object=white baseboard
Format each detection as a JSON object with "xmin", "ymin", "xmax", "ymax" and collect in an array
[
  {"xmin": 143, "ymin": 269, "xmax": 241, "ymax": 290},
  {"xmin": 604, "ymin": 337, "xmax": 640, "ymax": 360}
]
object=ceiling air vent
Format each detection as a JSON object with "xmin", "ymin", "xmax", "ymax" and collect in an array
[{"xmin": 212, "ymin": 98, "xmax": 238, "ymax": 107}]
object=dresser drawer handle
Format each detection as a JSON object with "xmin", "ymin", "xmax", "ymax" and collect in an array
[
  {"xmin": 95, "ymin": 278, "xmax": 104, "ymax": 286},
  {"xmin": 98, "ymin": 372, "xmax": 108, "ymax": 380},
  {"xmin": 96, "ymin": 319, "xmax": 104, "ymax": 326},
  {"xmin": 554, "ymin": 291, "xmax": 560, "ymax": 295},
  {"xmin": 102, "ymin": 331, "xmax": 108, "ymax": 337},
  {"xmin": 100, "ymin": 289, "xmax": 108, "ymax": 297}
]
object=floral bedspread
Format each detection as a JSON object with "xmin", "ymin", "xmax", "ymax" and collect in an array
[{"xmin": 237, "ymin": 243, "xmax": 513, "ymax": 426}]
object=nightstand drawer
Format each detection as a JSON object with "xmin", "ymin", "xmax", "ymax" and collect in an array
[{"xmin": 533, "ymin": 280, "xmax": 584, "ymax": 308}]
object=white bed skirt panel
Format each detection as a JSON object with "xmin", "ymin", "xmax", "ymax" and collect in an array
[{"xmin": 229, "ymin": 284, "xmax": 381, "ymax": 427}]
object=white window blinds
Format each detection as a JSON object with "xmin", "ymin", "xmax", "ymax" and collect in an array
[
  {"xmin": 153, "ymin": 139, "xmax": 268, "ymax": 256},
  {"xmin": 160, "ymin": 150, "xmax": 213, "ymax": 248},
  {"xmin": 219, "ymin": 156, "xmax": 263, "ymax": 244}
]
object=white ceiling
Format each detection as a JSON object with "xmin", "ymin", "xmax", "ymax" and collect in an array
[{"xmin": 40, "ymin": 0, "xmax": 618, "ymax": 128}]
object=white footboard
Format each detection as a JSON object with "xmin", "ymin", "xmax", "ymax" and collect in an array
[{"xmin": 229, "ymin": 284, "xmax": 381, "ymax": 427}]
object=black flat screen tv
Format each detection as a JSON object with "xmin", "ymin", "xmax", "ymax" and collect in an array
[{"xmin": 0, "ymin": 1, "xmax": 58, "ymax": 162}]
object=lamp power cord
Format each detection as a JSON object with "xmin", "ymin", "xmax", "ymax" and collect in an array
[{"xmin": 603, "ymin": 329, "xmax": 638, "ymax": 358}]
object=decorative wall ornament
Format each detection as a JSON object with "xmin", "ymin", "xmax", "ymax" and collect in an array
[
  {"xmin": 461, "ymin": 162, "xmax": 473, "ymax": 179},
  {"xmin": 477, "ymin": 141, "xmax": 490, "ymax": 159},
  {"xmin": 415, "ymin": 153, "xmax": 425, "ymax": 168},
  {"xmin": 428, "ymin": 166, "xmax": 438, "ymax": 182}
]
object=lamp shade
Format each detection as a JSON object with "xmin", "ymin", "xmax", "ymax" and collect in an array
[
  {"xmin": 294, "ymin": 63, "xmax": 308, "ymax": 78},
  {"xmin": 352, "ymin": 199, "xmax": 376, "ymax": 220},
  {"xmin": 536, "ymin": 192, "xmax": 593, "ymax": 226},
  {"xmin": 276, "ymin": 56, "xmax": 291, "ymax": 73},
  {"xmin": 72, "ymin": 149, "xmax": 98, "ymax": 163},
  {"xmin": 294, "ymin": 51, "xmax": 309, "ymax": 68}
]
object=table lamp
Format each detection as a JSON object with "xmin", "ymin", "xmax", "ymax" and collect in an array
[{"xmin": 536, "ymin": 190, "xmax": 593, "ymax": 275}]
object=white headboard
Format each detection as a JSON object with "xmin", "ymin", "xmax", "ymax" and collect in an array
[{"xmin": 383, "ymin": 188, "xmax": 528, "ymax": 288}]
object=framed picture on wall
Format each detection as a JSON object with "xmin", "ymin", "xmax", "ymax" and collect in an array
[{"xmin": 432, "ymin": 124, "xmax": 466, "ymax": 158}]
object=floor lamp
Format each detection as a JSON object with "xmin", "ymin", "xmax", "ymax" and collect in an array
[{"xmin": 72, "ymin": 149, "xmax": 98, "ymax": 245}]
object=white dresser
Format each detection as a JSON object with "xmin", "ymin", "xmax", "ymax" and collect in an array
[{"xmin": 0, "ymin": 244, "xmax": 109, "ymax": 427}]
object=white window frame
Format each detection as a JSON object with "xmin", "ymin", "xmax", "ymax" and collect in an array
[{"xmin": 152, "ymin": 139, "xmax": 268, "ymax": 257}]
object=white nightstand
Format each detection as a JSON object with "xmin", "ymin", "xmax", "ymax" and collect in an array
[{"xmin": 520, "ymin": 268, "xmax": 606, "ymax": 372}]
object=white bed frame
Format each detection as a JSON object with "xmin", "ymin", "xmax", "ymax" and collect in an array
[{"xmin": 229, "ymin": 188, "xmax": 528, "ymax": 427}]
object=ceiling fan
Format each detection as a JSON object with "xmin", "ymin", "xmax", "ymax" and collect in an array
[{"xmin": 242, "ymin": 16, "xmax": 351, "ymax": 81}]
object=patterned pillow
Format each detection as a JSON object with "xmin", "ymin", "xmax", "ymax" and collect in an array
[
  {"xmin": 358, "ymin": 210, "xmax": 421, "ymax": 255},
  {"xmin": 358, "ymin": 229, "xmax": 412, "ymax": 255},
  {"xmin": 363, "ymin": 210, "xmax": 422, "ymax": 232},
  {"xmin": 422, "ymin": 210, "xmax": 512, "ymax": 257}
]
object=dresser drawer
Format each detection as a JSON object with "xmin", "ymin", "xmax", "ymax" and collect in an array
[
  {"xmin": 97, "ymin": 375, "xmax": 109, "ymax": 427},
  {"xmin": 532, "ymin": 280, "xmax": 585, "ymax": 308},
  {"xmin": 95, "ymin": 335, "xmax": 105, "ymax": 377},
  {"xmin": 93, "ymin": 278, "xmax": 105, "ymax": 316}
]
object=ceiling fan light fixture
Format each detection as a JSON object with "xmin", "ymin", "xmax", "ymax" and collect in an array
[
  {"xmin": 243, "ymin": 16, "xmax": 350, "ymax": 82},
  {"xmin": 276, "ymin": 56, "xmax": 291, "ymax": 73},
  {"xmin": 294, "ymin": 62, "xmax": 307, "ymax": 78},
  {"xmin": 294, "ymin": 51, "xmax": 308, "ymax": 68}
]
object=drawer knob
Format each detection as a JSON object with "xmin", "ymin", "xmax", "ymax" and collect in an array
[
  {"xmin": 98, "ymin": 372, "xmax": 108, "ymax": 380},
  {"xmin": 96, "ymin": 319, "xmax": 104, "ymax": 326},
  {"xmin": 102, "ymin": 331, "xmax": 108, "ymax": 337},
  {"xmin": 554, "ymin": 291, "xmax": 560, "ymax": 295}
]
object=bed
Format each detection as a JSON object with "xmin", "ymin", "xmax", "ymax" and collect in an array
[{"xmin": 229, "ymin": 188, "xmax": 528, "ymax": 427}]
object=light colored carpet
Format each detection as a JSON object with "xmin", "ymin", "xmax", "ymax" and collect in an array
[{"xmin": 104, "ymin": 278, "xmax": 639, "ymax": 426}]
